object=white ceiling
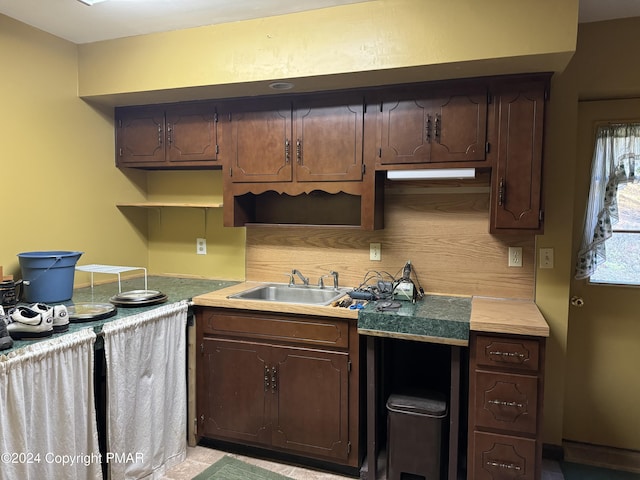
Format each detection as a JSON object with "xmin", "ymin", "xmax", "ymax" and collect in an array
[
  {"xmin": 1, "ymin": 0, "xmax": 640, "ymax": 45},
  {"xmin": 0, "ymin": 0, "xmax": 371, "ymax": 44}
]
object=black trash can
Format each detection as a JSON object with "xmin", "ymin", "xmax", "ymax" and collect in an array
[{"xmin": 386, "ymin": 391, "xmax": 448, "ymax": 480}]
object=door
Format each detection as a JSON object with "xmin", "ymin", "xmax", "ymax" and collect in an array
[
  {"xmin": 228, "ymin": 100, "xmax": 292, "ymax": 183},
  {"xmin": 166, "ymin": 103, "xmax": 218, "ymax": 163},
  {"xmin": 294, "ymin": 97, "xmax": 364, "ymax": 182},
  {"xmin": 115, "ymin": 106, "xmax": 165, "ymax": 166},
  {"xmin": 270, "ymin": 345, "xmax": 350, "ymax": 461},
  {"xmin": 566, "ymin": 98, "xmax": 640, "ymax": 451},
  {"xmin": 199, "ymin": 338, "xmax": 271, "ymax": 446}
]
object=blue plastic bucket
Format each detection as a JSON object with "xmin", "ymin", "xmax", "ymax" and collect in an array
[{"xmin": 17, "ymin": 251, "xmax": 83, "ymax": 303}]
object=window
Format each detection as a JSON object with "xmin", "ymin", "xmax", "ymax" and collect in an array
[
  {"xmin": 575, "ymin": 123, "xmax": 640, "ymax": 284},
  {"xmin": 589, "ymin": 182, "xmax": 640, "ymax": 285}
]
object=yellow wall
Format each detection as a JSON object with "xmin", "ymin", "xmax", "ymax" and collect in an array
[
  {"xmin": 77, "ymin": 0, "xmax": 577, "ymax": 106},
  {"xmin": 144, "ymin": 171, "xmax": 245, "ymax": 280},
  {"xmin": 0, "ymin": 15, "xmax": 149, "ymax": 284}
]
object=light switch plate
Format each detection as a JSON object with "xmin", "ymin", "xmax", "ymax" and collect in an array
[{"xmin": 540, "ymin": 248, "xmax": 554, "ymax": 268}]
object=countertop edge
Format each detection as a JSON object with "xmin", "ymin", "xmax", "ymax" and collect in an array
[
  {"xmin": 357, "ymin": 328, "xmax": 468, "ymax": 346},
  {"xmin": 470, "ymin": 296, "xmax": 550, "ymax": 337}
]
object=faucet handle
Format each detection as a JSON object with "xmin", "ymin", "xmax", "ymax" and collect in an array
[
  {"xmin": 284, "ymin": 273, "xmax": 295, "ymax": 286},
  {"xmin": 318, "ymin": 274, "xmax": 330, "ymax": 289},
  {"xmin": 330, "ymin": 270, "xmax": 339, "ymax": 290}
]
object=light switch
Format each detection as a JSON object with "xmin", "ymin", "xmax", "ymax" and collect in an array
[{"xmin": 539, "ymin": 248, "xmax": 554, "ymax": 268}]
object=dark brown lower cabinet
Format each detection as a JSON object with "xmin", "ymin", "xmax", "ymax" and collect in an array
[
  {"xmin": 196, "ymin": 308, "xmax": 361, "ymax": 468},
  {"xmin": 467, "ymin": 332, "xmax": 546, "ymax": 480}
]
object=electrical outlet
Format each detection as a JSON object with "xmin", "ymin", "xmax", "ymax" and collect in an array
[
  {"xmin": 508, "ymin": 247, "xmax": 523, "ymax": 267},
  {"xmin": 539, "ymin": 248, "xmax": 554, "ymax": 268},
  {"xmin": 196, "ymin": 238, "xmax": 207, "ymax": 255},
  {"xmin": 370, "ymin": 243, "xmax": 381, "ymax": 261}
]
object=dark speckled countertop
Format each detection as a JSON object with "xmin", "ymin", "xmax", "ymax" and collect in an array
[
  {"xmin": 357, "ymin": 294, "xmax": 472, "ymax": 346},
  {"xmin": 2, "ymin": 276, "xmax": 237, "ymax": 355}
]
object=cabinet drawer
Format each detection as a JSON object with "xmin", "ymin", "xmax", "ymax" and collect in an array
[
  {"xmin": 474, "ymin": 371, "xmax": 538, "ymax": 434},
  {"xmin": 200, "ymin": 311, "xmax": 349, "ymax": 349},
  {"xmin": 471, "ymin": 431, "xmax": 536, "ymax": 480},
  {"xmin": 474, "ymin": 335, "xmax": 540, "ymax": 372}
]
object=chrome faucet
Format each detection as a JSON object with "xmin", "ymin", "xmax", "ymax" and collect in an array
[
  {"xmin": 319, "ymin": 271, "xmax": 339, "ymax": 289},
  {"xmin": 330, "ymin": 270, "xmax": 339, "ymax": 290},
  {"xmin": 291, "ymin": 269, "xmax": 309, "ymax": 286}
]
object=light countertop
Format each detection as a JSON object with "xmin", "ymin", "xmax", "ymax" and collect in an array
[{"xmin": 193, "ymin": 282, "xmax": 550, "ymax": 346}]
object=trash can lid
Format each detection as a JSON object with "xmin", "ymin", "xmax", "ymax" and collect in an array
[{"xmin": 386, "ymin": 391, "xmax": 448, "ymax": 417}]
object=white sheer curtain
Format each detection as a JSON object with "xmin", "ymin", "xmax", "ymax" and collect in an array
[
  {"xmin": 575, "ymin": 123, "xmax": 640, "ymax": 279},
  {"xmin": 0, "ymin": 328, "xmax": 102, "ymax": 480},
  {"xmin": 102, "ymin": 301, "xmax": 188, "ymax": 480}
]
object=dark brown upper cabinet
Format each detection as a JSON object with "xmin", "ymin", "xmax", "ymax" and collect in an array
[
  {"xmin": 224, "ymin": 94, "xmax": 365, "ymax": 184},
  {"xmin": 116, "ymin": 102, "xmax": 219, "ymax": 169},
  {"xmin": 489, "ymin": 77, "xmax": 548, "ymax": 233},
  {"xmin": 220, "ymin": 92, "xmax": 382, "ymax": 230},
  {"xmin": 376, "ymin": 86, "xmax": 489, "ymax": 167}
]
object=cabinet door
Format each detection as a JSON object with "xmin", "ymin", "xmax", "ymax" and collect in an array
[
  {"xmin": 115, "ymin": 106, "xmax": 165, "ymax": 166},
  {"xmin": 228, "ymin": 101, "xmax": 292, "ymax": 183},
  {"xmin": 270, "ymin": 345, "xmax": 350, "ymax": 461},
  {"xmin": 378, "ymin": 97, "xmax": 432, "ymax": 165},
  {"xmin": 166, "ymin": 104, "xmax": 218, "ymax": 164},
  {"xmin": 430, "ymin": 91, "xmax": 487, "ymax": 163},
  {"xmin": 199, "ymin": 338, "xmax": 271, "ymax": 446},
  {"xmin": 490, "ymin": 85, "xmax": 546, "ymax": 232},
  {"xmin": 378, "ymin": 89, "xmax": 487, "ymax": 165},
  {"xmin": 294, "ymin": 99, "xmax": 364, "ymax": 182}
]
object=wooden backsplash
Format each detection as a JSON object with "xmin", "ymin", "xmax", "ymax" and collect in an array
[{"xmin": 246, "ymin": 180, "xmax": 535, "ymax": 300}]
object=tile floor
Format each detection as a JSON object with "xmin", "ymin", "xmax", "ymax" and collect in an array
[
  {"xmin": 161, "ymin": 446, "xmax": 566, "ymax": 480},
  {"xmin": 161, "ymin": 446, "xmax": 351, "ymax": 479}
]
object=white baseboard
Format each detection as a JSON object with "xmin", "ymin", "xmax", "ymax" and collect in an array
[{"xmin": 562, "ymin": 440, "xmax": 640, "ymax": 474}]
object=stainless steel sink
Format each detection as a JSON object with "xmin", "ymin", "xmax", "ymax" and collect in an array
[{"xmin": 228, "ymin": 283, "xmax": 349, "ymax": 306}]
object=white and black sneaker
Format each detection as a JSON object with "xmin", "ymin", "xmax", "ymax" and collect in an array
[
  {"xmin": 31, "ymin": 303, "xmax": 69, "ymax": 333},
  {"xmin": 7, "ymin": 306, "xmax": 53, "ymax": 339},
  {"xmin": 0, "ymin": 306, "xmax": 14, "ymax": 350}
]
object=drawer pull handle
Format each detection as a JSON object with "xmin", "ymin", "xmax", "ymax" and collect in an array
[
  {"xmin": 486, "ymin": 460, "xmax": 521, "ymax": 471},
  {"xmin": 434, "ymin": 113, "xmax": 441, "ymax": 141},
  {"xmin": 487, "ymin": 399, "xmax": 524, "ymax": 408},
  {"xmin": 264, "ymin": 365, "xmax": 270, "ymax": 391},
  {"xmin": 489, "ymin": 350, "xmax": 525, "ymax": 359},
  {"xmin": 425, "ymin": 114, "xmax": 432, "ymax": 143},
  {"xmin": 271, "ymin": 366, "xmax": 277, "ymax": 394},
  {"xmin": 498, "ymin": 177, "xmax": 505, "ymax": 206}
]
